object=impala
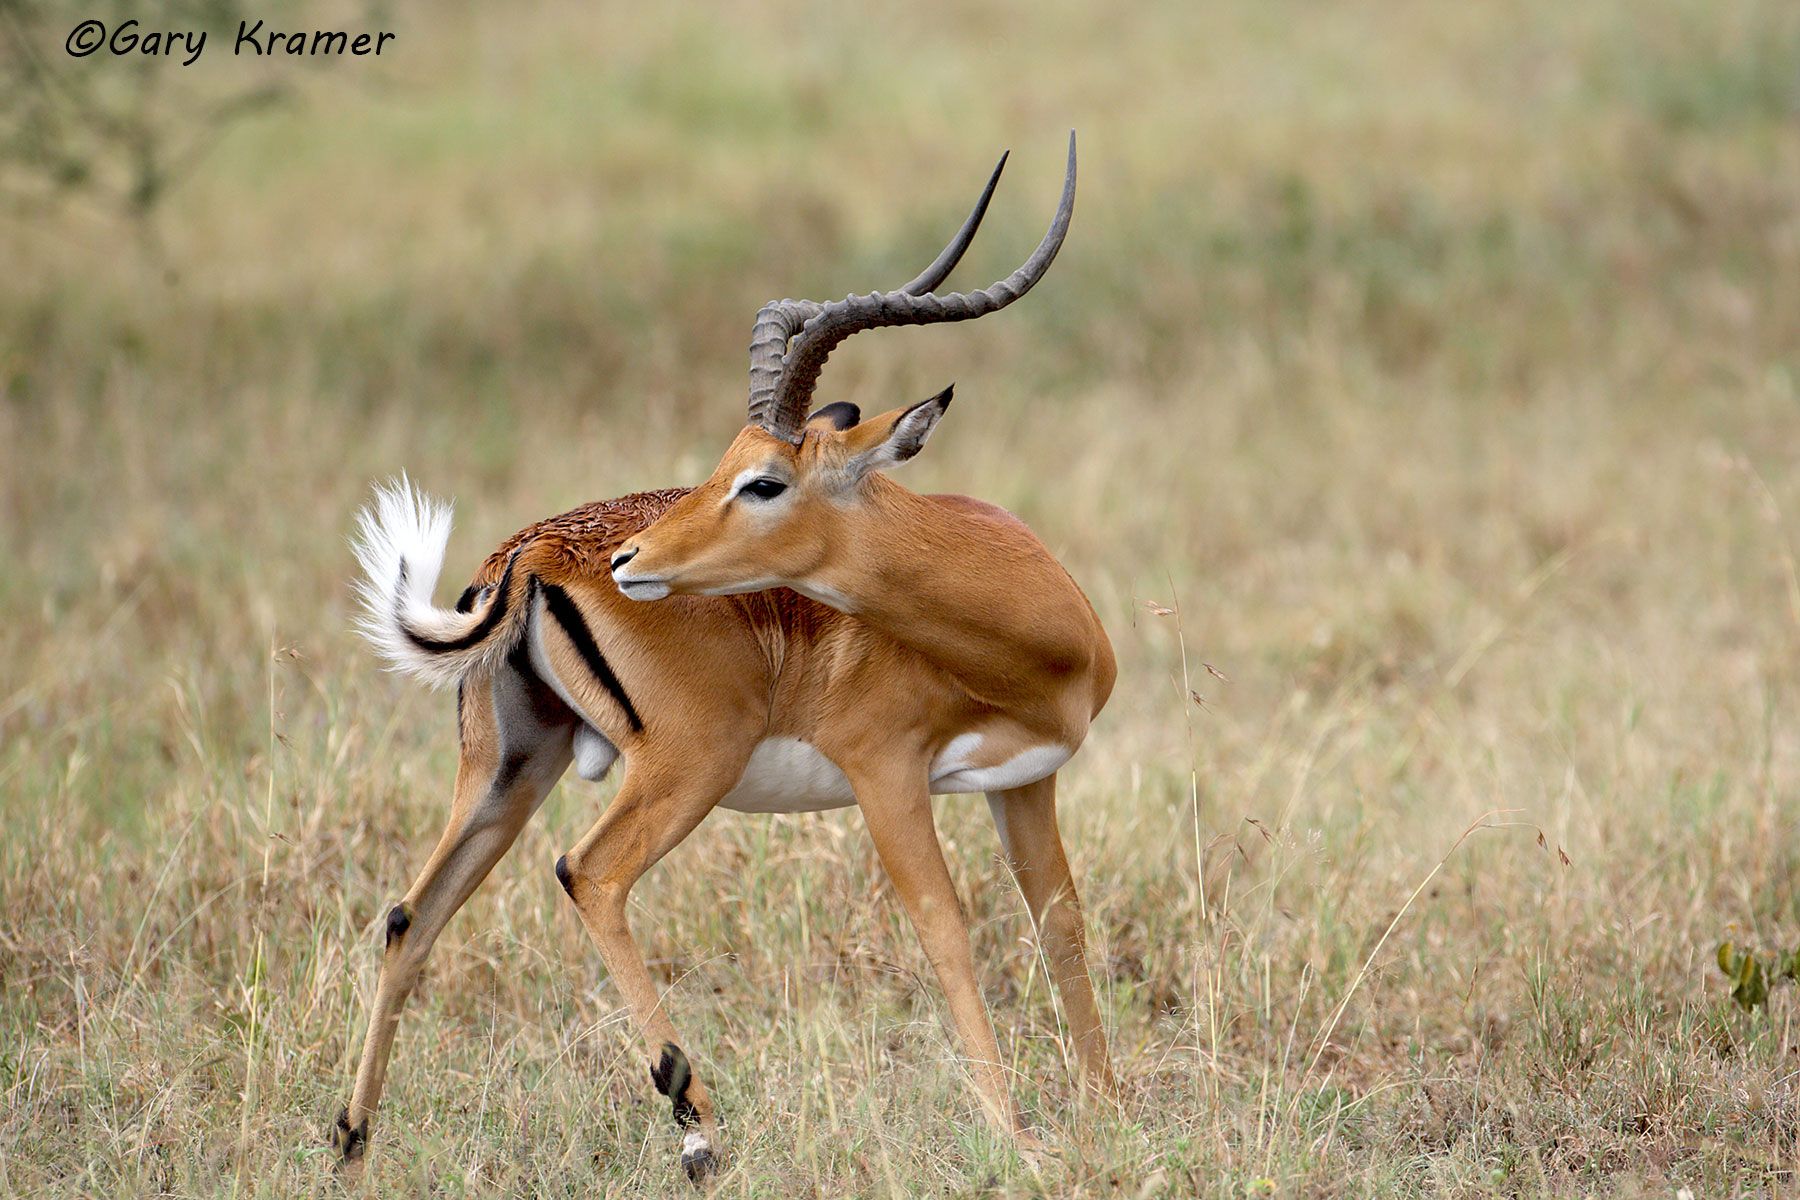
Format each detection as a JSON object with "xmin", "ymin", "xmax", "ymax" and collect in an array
[{"xmin": 335, "ymin": 133, "xmax": 1116, "ymax": 1182}]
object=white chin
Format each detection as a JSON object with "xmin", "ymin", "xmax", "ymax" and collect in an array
[{"xmin": 616, "ymin": 580, "xmax": 671, "ymax": 601}]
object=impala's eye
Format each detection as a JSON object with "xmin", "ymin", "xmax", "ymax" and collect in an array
[{"xmin": 740, "ymin": 477, "xmax": 788, "ymax": 501}]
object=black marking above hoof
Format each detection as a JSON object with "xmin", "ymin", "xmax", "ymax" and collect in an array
[
  {"xmin": 650, "ymin": 1042, "xmax": 698, "ymax": 1128},
  {"xmin": 384, "ymin": 904, "xmax": 411, "ymax": 948},
  {"xmin": 681, "ymin": 1140, "xmax": 718, "ymax": 1184},
  {"xmin": 330, "ymin": 1106, "xmax": 368, "ymax": 1163},
  {"xmin": 554, "ymin": 854, "xmax": 575, "ymax": 898}
]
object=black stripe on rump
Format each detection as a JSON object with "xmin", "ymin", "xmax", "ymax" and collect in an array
[
  {"xmin": 402, "ymin": 552, "xmax": 517, "ymax": 654},
  {"xmin": 539, "ymin": 582, "xmax": 644, "ymax": 733}
]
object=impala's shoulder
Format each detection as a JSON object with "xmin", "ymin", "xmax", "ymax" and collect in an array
[{"xmin": 471, "ymin": 488, "xmax": 694, "ymax": 586}]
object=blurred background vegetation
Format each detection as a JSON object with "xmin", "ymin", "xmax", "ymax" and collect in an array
[{"xmin": 3, "ymin": 0, "xmax": 1799, "ymax": 1195}]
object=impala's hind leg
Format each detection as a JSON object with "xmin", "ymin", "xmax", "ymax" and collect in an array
[
  {"xmin": 334, "ymin": 655, "xmax": 575, "ymax": 1172},
  {"xmin": 555, "ymin": 749, "xmax": 746, "ymax": 1184},
  {"xmin": 987, "ymin": 773, "xmax": 1118, "ymax": 1099}
]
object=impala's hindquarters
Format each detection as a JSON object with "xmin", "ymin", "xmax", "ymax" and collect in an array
[
  {"xmin": 352, "ymin": 478, "xmax": 531, "ymax": 689},
  {"xmin": 340, "ymin": 481, "xmax": 744, "ymax": 1178}
]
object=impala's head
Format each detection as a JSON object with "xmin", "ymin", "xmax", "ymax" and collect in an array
[
  {"xmin": 609, "ymin": 390, "xmax": 954, "ymax": 601},
  {"xmin": 611, "ymin": 133, "xmax": 1077, "ymax": 604}
]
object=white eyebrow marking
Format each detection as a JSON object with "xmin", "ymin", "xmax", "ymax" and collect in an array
[{"xmin": 724, "ymin": 467, "xmax": 785, "ymax": 504}]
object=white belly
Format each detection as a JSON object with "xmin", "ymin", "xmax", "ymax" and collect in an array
[
  {"xmin": 719, "ymin": 738, "xmax": 857, "ymax": 812},
  {"xmin": 716, "ymin": 734, "xmax": 1072, "ymax": 814}
]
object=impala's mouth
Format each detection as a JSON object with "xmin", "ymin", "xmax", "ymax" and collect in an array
[{"xmin": 614, "ymin": 575, "xmax": 672, "ymax": 602}]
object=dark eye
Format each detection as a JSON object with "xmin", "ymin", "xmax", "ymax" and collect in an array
[{"xmin": 741, "ymin": 477, "xmax": 788, "ymax": 501}]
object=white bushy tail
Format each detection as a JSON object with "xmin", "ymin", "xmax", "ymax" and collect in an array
[{"xmin": 351, "ymin": 477, "xmax": 523, "ymax": 689}]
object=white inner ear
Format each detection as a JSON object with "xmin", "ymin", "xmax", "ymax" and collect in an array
[{"xmin": 849, "ymin": 403, "xmax": 944, "ymax": 480}]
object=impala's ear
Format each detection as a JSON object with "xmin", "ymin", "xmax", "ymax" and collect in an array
[
  {"xmin": 806, "ymin": 401, "xmax": 861, "ymax": 432},
  {"xmin": 842, "ymin": 386, "xmax": 953, "ymax": 481}
]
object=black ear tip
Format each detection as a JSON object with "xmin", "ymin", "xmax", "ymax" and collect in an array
[{"xmin": 937, "ymin": 383, "xmax": 954, "ymax": 408}]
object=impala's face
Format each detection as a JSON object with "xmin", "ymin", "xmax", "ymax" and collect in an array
[{"xmin": 610, "ymin": 390, "xmax": 950, "ymax": 603}]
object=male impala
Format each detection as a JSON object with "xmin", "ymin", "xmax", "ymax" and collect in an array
[{"xmin": 336, "ymin": 134, "xmax": 1115, "ymax": 1183}]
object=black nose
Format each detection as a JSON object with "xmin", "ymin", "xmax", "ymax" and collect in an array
[{"xmin": 610, "ymin": 547, "xmax": 638, "ymax": 573}]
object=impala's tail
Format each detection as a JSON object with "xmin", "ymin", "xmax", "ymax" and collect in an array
[{"xmin": 351, "ymin": 478, "xmax": 527, "ymax": 689}]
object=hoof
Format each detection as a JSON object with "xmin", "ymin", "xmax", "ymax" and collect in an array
[
  {"xmin": 681, "ymin": 1146, "xmax": 718, "ymax": 1183},
  {"xmin": 681, "ymin": 1130, "xmax": 718, "ymax": 1184},
  {"xmin": 329, "ymin": 1106, "xmax": 368, "ymax": 1166}
]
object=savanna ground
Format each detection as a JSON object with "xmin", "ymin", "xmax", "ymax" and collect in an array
[{"xmin": 4, "ymin": 0, "xmax": 1800, "ymax": 1194}]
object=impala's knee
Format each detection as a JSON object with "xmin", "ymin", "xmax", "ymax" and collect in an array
[
  {"xmin": 379, "ymin": 902, "xmax": 431, "ymax": 978},
  {"xmin": 556, "ymin": 852, "xmax": 629, "ymax": 916},
  {"xmin": 384, "ymin": 903, "xmax": 412, "ymax": 948},
  {"xmin": 1039, "ymin": 901, "xmax": 1084, "ymax": 942}
]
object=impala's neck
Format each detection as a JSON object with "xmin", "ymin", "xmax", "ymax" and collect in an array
[{"xmin": 805, "ymin": 478, "xmax": 1108, "ymax": 713}]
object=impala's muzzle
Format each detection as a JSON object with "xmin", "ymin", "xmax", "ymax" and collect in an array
[{"xmin": 610, "ymin": 544, "xmax": 671, "ymax": 601}]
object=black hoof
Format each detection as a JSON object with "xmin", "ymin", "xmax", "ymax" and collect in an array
[
  {"xmin": 682, "ymin": 1144, "xmax": 718, "ymax": 1184},
  {"xmin": 329, "ymin": 1106, "xmax": 368, "ymax": 1165}
]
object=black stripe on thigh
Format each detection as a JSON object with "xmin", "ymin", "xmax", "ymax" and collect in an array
[{"xmin": 539, "ymin": 582, "xmax": 645, "ymax": 734}]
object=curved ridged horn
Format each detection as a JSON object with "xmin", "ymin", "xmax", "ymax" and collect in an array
[
  {"xmin": 746, "ymin": 135, "xmax": 1074, "ymax": 444},
  {"xmin": 745, "ymin": 298, "xmax": 822, "ymax": 434},
  {"xmin": 898, "ymin": 149, "xmax": 1008, "ymax": 296}
]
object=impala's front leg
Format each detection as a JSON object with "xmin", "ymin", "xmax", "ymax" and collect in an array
[
  {"xmin": 555, "ymin": 751, "xmax": 743, "ymax": 1184},
  {"xmin": 846, "ymin": 758, "xmax": 1026, "ymax": 1144}
]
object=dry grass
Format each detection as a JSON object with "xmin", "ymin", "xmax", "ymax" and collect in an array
[{"xmin": 4, "ymin": 0, "xmax": 1800, "ymax": 1194}]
